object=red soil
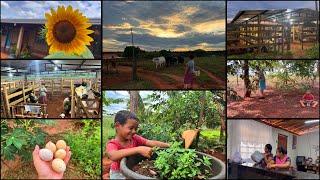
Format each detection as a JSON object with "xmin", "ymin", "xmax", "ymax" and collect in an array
[{"xmin": 227, "ymin": 85, "xmax": 319, "ymax": 118}]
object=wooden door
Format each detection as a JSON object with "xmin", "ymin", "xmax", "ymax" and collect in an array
[{"xmin": 278, "ymin": 134, "xmax": 287, "ymax": 150}]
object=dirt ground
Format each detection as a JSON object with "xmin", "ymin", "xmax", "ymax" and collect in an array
[
  {"xmin": 46, "ymin": 94, "xmax": 66, "ymax": 118},
  {"xmin": 227, "ymin": 81, "xmax": 320, "ymax": 118},
  {"xmin": 103, "ymin": 65, "xmax": 224, "ymax": 89}
]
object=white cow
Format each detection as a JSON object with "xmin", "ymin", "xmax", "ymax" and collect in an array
[{"xmin": 152, "ymin": 56, "xmax": 166, "ymax": 69}]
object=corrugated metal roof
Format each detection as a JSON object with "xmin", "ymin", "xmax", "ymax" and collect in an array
[
  {"xmin": 1, "ymin": 18, "xmax": 101, "ymax": 25},
  {"xmin": 1, "ymin": 60, "xmax": 101, "ymax": 75},
  {"xmin": 230, "ymin": 8, "xmax": 318, "ymax": 24}
]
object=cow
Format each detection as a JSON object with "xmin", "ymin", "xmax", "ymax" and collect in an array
[
  {"xmin": 152, "ymin": 56, "xmax": 166, "ymax": 69},
  {"xmin": 165, "ymin": 55, "xmax": 178, "ymax": 67},
  {"xmin": 177, "ymin": 55, "xmax": 184, "ymax": 64}
]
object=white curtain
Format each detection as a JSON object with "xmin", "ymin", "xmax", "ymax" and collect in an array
[{"xmin": 229, "ymin": 120, "xmax": 273, "ymax": 160}]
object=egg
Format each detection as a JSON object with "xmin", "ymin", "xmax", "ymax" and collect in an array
[
  {"xmin": 55, "ymin": 149, "xmax": 67, "ymax": 159},
  {"xmin": 39, "ymin": 148, "xmax": 53, "ymax": 161},
  {"xmin": 52, "ymin": 158, "xmax": 66, "ymax": 173},
  {"xmin": 56, "ymin": 140, "xmax": 67, "ymax": 150},
  {"xmin": 45, "ymin": 141, "xmax": 57, "ymax": 153}
]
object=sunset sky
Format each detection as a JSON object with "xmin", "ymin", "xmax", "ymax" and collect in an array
[{"xmin": 103, "ymin": 1, "xmax": 225, "ymax": 52}]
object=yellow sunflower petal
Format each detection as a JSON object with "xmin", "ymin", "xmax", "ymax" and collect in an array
[{"xmin": 45, "ymin": 5, "xmax": 95, "ymax": 55}]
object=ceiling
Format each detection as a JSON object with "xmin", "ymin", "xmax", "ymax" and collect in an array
[
  {"xmin": 230, "ymin": 8, "xmax": 318, "ymax": 24},
  {"xmin": 257, "ymin": 119, "xmax": 319, "ymax": 136},
  {"xmin": 1, "ymin": 60, "xmax": 101, "ymax": 76}
]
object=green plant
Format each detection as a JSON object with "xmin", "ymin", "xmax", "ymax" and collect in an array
[
  {"xmin": 154, "ymin": 142, "xmax": 212, "ymax": 179},
  {"xmin": 305, "ymin": 44, "xmax": 319, "ymax": 59},
  {"xmin": 1, "ymin": 120, "xmax": 47, "ymax": 161},
  {"xmin": 64, "ymin": 120, "xmax": 101, "ymax": 178},
  {"xmin": 137, "ymin": 122, "xmax": 179, "ymax": 142}
]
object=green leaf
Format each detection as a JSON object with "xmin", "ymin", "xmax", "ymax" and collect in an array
[
  {"xmin": 6, "ymin": 137, "xmax": 13, "ymax": 146},
  {"xmin": 12, "ymin": 138, "xmax": 24, "ymax": 149}
]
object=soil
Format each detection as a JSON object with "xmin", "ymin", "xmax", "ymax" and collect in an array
[
  {"xmin": 103, "ymin": 65, "xmax": 224, "ymax": 89},
  {"xmin": 1, "ymin": 52, "xmax": 9, "ymax": 59},
  {"xmin": 132, "ymin": 159, "xmax": 159, "ymax": 178},
  {"xmin": 41, "ymin": 120, "xmax": 75, "ymax": 135},
  {"xmin": 227, "ymin": 85, "xmax": 319, "ymax": 118},
  {"xmin": 203, "ymin": 149, "xmax": 226, "ymax": 163},
  {"xmin": 46, "ymin": 94, "xmax": 66, "ymax": 118}
]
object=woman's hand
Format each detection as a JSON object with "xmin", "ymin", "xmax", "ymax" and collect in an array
[{"xmin": 33, "ymin": 145, "xmax": 72, "ymax": 179}]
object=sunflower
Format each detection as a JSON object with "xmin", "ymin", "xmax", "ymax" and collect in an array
[{"xmin": 45, "ymin": 5, "xmax": 94, "ymax": 55}]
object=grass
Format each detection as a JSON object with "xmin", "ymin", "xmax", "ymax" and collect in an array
[
  {"xmin": 228, "ymin": 51, "xmax": 293, "ymax": 59},
  {"xmin": 108, "ymin": 78, "xmax": 154, "ymax": 89},
  {"xmin": 195, "ymin": 56, "xmax": 226, "ymax": 80},
  {"xmin": 200, "ymin": 129, "xmax": 221, "ymax": 140},
  {"xmin": 119, "ymin": 55, "xmax": 225, "ymax": 80},
  {"xmin": 103, "ymin": 115, "xmax": 115, "ymax": 152}
]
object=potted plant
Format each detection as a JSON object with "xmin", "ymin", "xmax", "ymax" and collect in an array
[{"xmin": 120, "ymin": 142, "xmax": 225, "ymax": 179}]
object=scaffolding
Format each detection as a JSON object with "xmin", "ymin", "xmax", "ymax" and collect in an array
[{"xmin": 227, "ymin": 8, "xmax": 319, "ymax": 55}]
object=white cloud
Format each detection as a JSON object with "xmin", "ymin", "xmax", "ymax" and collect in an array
[{"xmin": 1, "ymin": 1, "xmax": 10, "ymax": 8}]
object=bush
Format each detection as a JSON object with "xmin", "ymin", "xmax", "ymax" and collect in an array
[
  {"xmin": 1, "ymin": 120, "xmax": 47, "ymax": 161},
  {"xmin": 137, "ymin": 122, "xmax": 179, "ymax": 142},
  {"xmin": 305, "ymin": 44, "xmax": 319, "ymax": 59},
  {"xmin": 154, "ymin": 142, "xmax": 212, "ymax": 179},
  {"xmin": 64, "ymin": 120, "xmax": 101, "ymax": 178}
]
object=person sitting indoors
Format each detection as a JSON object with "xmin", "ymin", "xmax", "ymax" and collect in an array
[
  {"xmin": 300, "ymin": 90, "xmax": 318, "ymax": 108},
  {"xmin": 261, "ymin": 144, "xmax": 273, "ymax": 168},
  {"xmin": 267, "ymin": 146, "xmax": 291, "ymax": 170}
]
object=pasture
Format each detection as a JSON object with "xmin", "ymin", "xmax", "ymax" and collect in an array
[{"xmin": 103, "ymin": 55, "xmax": 226, "ymax": 89}]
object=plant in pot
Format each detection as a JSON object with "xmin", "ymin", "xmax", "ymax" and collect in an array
[{"xmin": 120, "ymin": 142, "xmax": 225, "ymax": 179}]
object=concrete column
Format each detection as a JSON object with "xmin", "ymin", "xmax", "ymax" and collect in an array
[{"xmin": 16, "ymin": 26, "xmax": 24, "ymax": 57}]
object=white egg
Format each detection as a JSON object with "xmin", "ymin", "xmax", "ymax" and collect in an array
[
  {"xmin": 39, "ymin": 148, "xmax": 53, "ymax": 161},
  {"xmin": 52, "ymin": 158, "xmax": 66, "ymax": 173}
]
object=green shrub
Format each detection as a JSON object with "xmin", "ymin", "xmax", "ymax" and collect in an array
[
  {"xmin": 154, "ymin": 142, "xmax": 212, "ymax": 179},
  {"xmin": 305, "ymin": 44, "xmax": 319, "ymax": 59},
  {"xmin": 1, "ymin": 120, "xmax": 47, "ymax": 161},
  {"xmin": 64, "ymin": 120, "xmax": 101, "ymax": 178}
]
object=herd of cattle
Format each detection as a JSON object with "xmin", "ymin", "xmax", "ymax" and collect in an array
[{"xmin": 152, "ymin": 55, "xmax": 185, "ymax": 69}]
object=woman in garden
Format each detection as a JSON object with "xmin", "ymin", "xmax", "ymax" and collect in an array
[
  {"xmin": 256, "ymin": 67, "xmax": 266, "ymax": 99},
  {"xmin": 184, "ymin": 54, "xmax": 195, "ymax": 89},
  {"xmin": 267, "ymin": 146, "xmax": 291, "ymax": 170},
  {"xmin": 106, "ymin": 110, "xmax": 170, "ymax": 179}
]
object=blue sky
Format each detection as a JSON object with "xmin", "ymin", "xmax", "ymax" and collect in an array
[
  {"xmin": 1, "ymin": 1, "xmax": 101, "ymax": 19},
  {"xmin": 104, "ymin": 91, "xmax": 168, "ymax": 115},
  {"xmin": 104, "ymin": 91, "xmax": 154, "ymax": 115},
  {"xmin": 103, "ymin": 1, "xmax": 225, "ymax": 52},
  {"xmin": 227, "ymin": 1, "xmax": 317, "ymax": 22}
]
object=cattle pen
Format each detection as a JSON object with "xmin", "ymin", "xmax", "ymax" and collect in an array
[
  {"xmin": 227, "ymin": 8, "xmax": 319, "ymax": 57},
  {"xmin": 1, "ymin": 60, "xmax": 101, "ymax": 118}
]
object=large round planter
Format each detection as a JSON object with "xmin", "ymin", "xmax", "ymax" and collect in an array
[{"xmin": 120, "ymin": 151, "xmax": 225, "ymax": 179}]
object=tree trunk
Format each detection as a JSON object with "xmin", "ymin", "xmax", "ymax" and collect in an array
[
  {"xmin": 129, "ymin": 91, "xmax": 139, "ymax": 114},
  {"xmin": 243, "ymin": 60, "xmax": 251, "ymax": 97},
  {"xmin": 218, "ymin": 92, "xmax": 226, "ymax": 142},
  {"xmin": 196, "ymin": 91, "xmax": 206, "ymax": 128}
]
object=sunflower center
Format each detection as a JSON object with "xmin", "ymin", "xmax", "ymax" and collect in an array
[{"xmin": 53, "ymin": 20, "xmax": 76, "ymax": 43}]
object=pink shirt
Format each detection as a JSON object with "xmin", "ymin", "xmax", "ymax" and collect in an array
[{"xmin": 106, "ymin": 134, "xmax": 147, "ymax": 171}]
